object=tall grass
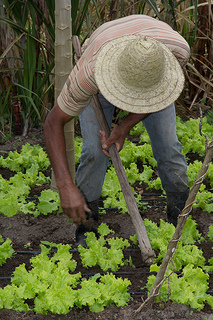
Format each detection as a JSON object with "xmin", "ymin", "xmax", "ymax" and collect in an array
[{"xmin": 0, "ymin": 0, "xmax": 55, "ymax": 134}]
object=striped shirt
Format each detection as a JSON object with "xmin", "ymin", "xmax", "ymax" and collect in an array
[{"xmin": 58, "ymin": 15, "xmax": 190, "ymax": 116}]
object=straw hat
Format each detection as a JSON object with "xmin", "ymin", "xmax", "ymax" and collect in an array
[{"xmin": 95, "ymin": 35, "xmax": 185, "ymax": 114}]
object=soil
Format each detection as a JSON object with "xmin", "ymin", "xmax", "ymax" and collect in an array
[{"xmin": 0, "ymin": 128, "xmax": 213, "ymax": 320}]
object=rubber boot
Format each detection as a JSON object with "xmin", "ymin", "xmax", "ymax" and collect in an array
[
  {"xmin": 166, "ymin": 190, "xmax": 189, "ymax": 227},
  {"xmin": 75, "ymin": 200, "xmax": 99, "ymax": 246}
]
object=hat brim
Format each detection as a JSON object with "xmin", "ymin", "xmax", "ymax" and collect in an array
[{"xmin": 95, "ymin": 35, "xmax": 185, "ymax": 114}]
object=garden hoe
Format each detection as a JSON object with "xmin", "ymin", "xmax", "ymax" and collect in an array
[{"xmin": 72, "ymin": 35, "xmax": 155, "ymax": 265}]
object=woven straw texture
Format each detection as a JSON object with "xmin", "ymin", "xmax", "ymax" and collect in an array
[{"xmin": 95, "ymin": 35, "xmax": 184, "ymax": 114}]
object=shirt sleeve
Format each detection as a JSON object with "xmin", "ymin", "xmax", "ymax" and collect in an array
[
  {"xmin": 164, "ymin": 30, "xmax": 190, "ymax": 67},
  {"xmin": 57, "ymin": 56, "xmax": 98, "ymax": 116}
]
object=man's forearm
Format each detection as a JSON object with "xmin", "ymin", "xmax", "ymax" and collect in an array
[
  {"xmin": 44, "ymin": 105, "xmax": 74, "ymax": 189},
  {"xmin": 119, "ymin": 112, "xmax": 149, "ymax": 136},
  {"xmin": 44, "ymin": 104, "xmax": 89, "ymax": 224}
]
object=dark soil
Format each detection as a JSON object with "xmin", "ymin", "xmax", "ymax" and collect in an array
[{"xmin": 0, "ymin": 129, "xmax": 213, "ymax": 320}]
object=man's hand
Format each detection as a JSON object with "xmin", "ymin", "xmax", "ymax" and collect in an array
[
  {"xmin": 58, "ymin": 183, "xmax": 90, "ymax": 225},
  {"xmin": 99, "ymin": 126, "xmax": 125, "ymax": 157},
  {"xmin": 99, "ymin": 112, "xmax": 149, "ymax": 157}
]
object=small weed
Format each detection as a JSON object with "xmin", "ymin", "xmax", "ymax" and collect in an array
[{"xmin": 24, "ymin": 243, "xmax": 31, "ymax": 248}]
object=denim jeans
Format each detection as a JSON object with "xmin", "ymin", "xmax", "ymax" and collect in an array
[{"xmin": 75, "ymin": 94, "xmax": 189, "ymax": 202}]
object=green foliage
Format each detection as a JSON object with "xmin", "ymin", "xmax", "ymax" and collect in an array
[
  {"xmin": 0, "ymin": 181, "xmax": 61, "ymax": 218},
  {"xmin": 0, "ymin": 80, "xmax": 12, "ymax": 135},
  {"xmin": 147, "ymin": 177, "xmax": 164, "ymax": 192},
  {"xmin": 0, "ymin": 235, "xmax": 14, "ymax": 266},
  {"xmin": 187, "ymin": 160, "xmax": 203, "ymax": 187},
  {"xmin": 0, "ymin": 145, "xmax": 61, "ymax": 217},
  {"xmin": 144, "ymin": 217, "xmax": 213, "ymax": 311},
  {"xmin": 207, "ymin": 109, "xmax": 213, "ymax": 126},
  {"xmin": 102, "ymin": 116, "xmax": 213, "ymax": 214},
  {"xmin": 101, "ymin": 164, "xmax": 144, "ymax": 213},
  {"xmin": 173, "ymin": 243, "xmax": 206, "ymax": 271},
  {"xmin": 186, "ymin": 160, "xmax": 213, "ymax": 213},
  {"xmin": 76, "ymin": 273, "xmax": 131, "ymax": 313},
  {"xmin": 180, "ymin": 216, "xmax": 201, "ymax": 245},
  {"xmin": 147, "ymin": 264, "xmax": 213, "ymax": 311},
  {"xmin": 129, "ymin": 234, "xmax": 138, "ymax": 245},
  {"xmin": 143, "ymin": 217, "xmax": 204, "ymax": 271},
  {"xmin": 1, "ymin": 0, "xmax": 55, "ymax": 130},
  {"xmin": 208, "ymin": 226, "xmax": 213, "ymax": 241},
  {"xmin": 0, "ymin": 243, "xmax": 80, "ymax": 314},
  {"xmin": 36, "ymin": 189, "xmax": 62, "ymax": 216},
  {"xmin": 0, "ymin": 143, "xmax": 50, "ymax": 172},
  {"xmin": 144, "ymin": 218, "xmax": 175, "ymax": 262},
  {"xmin": 0, "ymin": 217, "xmax": 213, "ymax": 314},
  {"xmin": 0, "ymin": 173, "xmax": 32, "ymax": 217},
  {"xmin": 78, "ymin": 223, "xmax": 131, "ymax": 272},
  {"xmin": 193, "ymin": 189, "xmax": 213, "ymax": 213},
  {"xmin": 176, "ymin": 117, "xmax": 213, "ymax": 157},
  {"xmin": 129, "ymin": 121, "xmax": 146, "ymax": 136},
  {"xmin": 1, "ymin": 115, "xmax": 213, "ymax": 217},
  {"xmin": 0, "ymin": 242, "xmax": 131, "ymax": 314},
  {"xmin": 143, "ymin": 216, "xmax": 203, "ymax": 269},
  {"xmin": 74, "ymin": 136, "xmax": 83, "ymax": 165},
  {"xmin": 119, "ymin": 140, "xmax": 156, "ymax": 168},
  {"xmin": 101, "ymin": 142, "xmax": 156, "ymax": 212}
]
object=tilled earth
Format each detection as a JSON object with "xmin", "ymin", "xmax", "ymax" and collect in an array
[{"xmin": 0, "ymin": 129, "xmax": 213, "ymax": 320}]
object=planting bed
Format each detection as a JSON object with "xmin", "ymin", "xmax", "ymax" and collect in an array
[{"xmin": 0, "ymin": 129, "xmax": 213, "ymax": 320}]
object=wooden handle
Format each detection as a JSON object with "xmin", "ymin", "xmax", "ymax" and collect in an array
[{"xmin": 72, "ymin": 35, "xmax": 155, "ymax": 264}]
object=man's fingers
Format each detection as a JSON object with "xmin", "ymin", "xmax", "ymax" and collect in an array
[
  {"xmin": 99, "ymin": 130, "xmax": 106, "ymax": 140},
  {"xmin": 103, "ymin": 149, "xmax": 110, "ymax": 157},
  {"xmin": 99, "ymin": 130, "xmax": 107, "ymax": 147},
  {"xmin": 84, "ymin": 204, "xmax": 91, "ymax": 213},
  {"xmin": 100, "ymin": 130, "xmax": 111, "ymax": 157},
  {"xmin": 63, "ymin": 209, "xmax": 79, "ymax": 224},
  {"xmin": 63, "ymin": 207, "xmax": 86, "ymax": 225},
  {"xmin": 78, "ymin": 208, "xmax": 87, "ymax": 225}
]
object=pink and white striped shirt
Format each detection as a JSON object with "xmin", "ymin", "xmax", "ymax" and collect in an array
[{"xmin": 58, "ymin": 15, "xmax": 190, "ymax": 116}]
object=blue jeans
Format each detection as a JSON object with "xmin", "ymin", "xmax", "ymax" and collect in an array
[{"xmin": 75, "ymin": 94, "xmax": 189, "ymax": 202}]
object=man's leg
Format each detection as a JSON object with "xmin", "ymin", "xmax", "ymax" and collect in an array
[
  {"xmin": 142, "ymin": 103, "xmax": 189, "ymax": 226},
  {"xmin": 75, "ymin": 94, "xmax": 115, "ymax": 244}
]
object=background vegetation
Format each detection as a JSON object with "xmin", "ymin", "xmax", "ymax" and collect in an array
[{"xmin": 0, "ymin": 0, "xmax": 213, "ymax": 139}]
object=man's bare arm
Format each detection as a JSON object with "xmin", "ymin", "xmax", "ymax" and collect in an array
[
  {"xmin": 44, "ymin": 104, "xmax": 89, "ymax": 224},
  {"xmin": 44, "ymin": 104, "xmax": 73, "ymax": 185}
]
